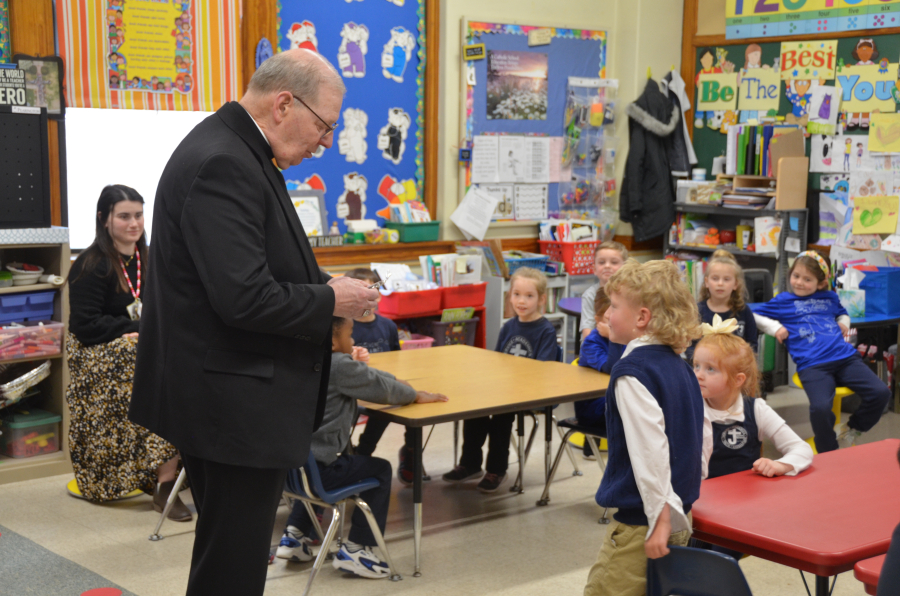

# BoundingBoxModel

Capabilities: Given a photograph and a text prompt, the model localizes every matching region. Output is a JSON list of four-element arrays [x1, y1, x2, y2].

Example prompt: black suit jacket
[[130, 102, 335, 469]]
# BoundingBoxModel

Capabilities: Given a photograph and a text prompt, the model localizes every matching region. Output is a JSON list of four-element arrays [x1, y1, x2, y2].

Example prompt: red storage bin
[[539, 240, 600, 276], [441, 283, 487, 309], [378, 288, 443, 316]]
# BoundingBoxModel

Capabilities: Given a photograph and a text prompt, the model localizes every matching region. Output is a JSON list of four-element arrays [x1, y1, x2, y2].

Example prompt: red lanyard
[[119, 250, 141, 301]]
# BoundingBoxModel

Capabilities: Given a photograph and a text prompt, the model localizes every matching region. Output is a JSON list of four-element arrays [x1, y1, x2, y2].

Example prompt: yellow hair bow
[[700, 314, 739, 336]]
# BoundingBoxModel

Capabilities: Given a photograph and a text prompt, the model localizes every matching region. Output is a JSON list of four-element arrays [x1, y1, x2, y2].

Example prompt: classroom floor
[[1, 386, 897, 596]]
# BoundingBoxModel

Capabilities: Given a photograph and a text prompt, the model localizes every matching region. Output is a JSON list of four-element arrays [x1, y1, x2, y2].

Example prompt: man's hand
[[414, 391, 449, 403], [645, 504, 672, 559], [122, 332, 139, 340], [351, 346, 369, 363], [328, 276, 380, 319], [775, 327, 789, 344], [752, 458, 793, 477]]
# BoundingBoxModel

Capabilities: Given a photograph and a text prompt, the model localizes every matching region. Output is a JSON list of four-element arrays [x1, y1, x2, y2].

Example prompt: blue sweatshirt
[[496, 316, 559, 361], [352, 314, 400, 354], [752, 290, 855, 371]]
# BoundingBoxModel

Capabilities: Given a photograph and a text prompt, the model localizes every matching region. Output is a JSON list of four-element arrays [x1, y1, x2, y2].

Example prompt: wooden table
[[365, 344, 608, 576], [692, 439, 900, 596], [855, 554, 885, 595]]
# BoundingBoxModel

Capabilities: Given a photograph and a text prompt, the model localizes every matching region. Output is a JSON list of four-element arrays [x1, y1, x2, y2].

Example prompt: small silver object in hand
[[363, 310, 370, 316]]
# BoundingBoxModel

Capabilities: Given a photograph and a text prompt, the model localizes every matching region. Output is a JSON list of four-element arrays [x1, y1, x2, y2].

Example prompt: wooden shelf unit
[[0, 241, 71, 485]]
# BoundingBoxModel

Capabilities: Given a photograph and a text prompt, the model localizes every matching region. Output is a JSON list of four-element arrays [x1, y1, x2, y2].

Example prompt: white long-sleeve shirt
[[616, 336, 713, 538], [700, 396, 814, 477], [754, 312, 850, 336]]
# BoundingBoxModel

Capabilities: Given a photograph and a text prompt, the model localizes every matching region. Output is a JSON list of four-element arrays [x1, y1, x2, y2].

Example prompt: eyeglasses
[[292, 94, 338, 138]]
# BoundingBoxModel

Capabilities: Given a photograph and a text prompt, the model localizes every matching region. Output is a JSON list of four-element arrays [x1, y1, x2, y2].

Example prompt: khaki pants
[[583, 513, 693, 596]]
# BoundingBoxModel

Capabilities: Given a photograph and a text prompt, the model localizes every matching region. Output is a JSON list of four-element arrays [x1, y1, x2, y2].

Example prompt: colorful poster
[[486, 50, 548, 120], [0, 0, 9, 64], [836, 63, 898, 114], [779, 41, 838, 80], [56, 0, 240, 111], [869, 113, 900, 153], [853, 195, 899, 234], [738, 68, 780, 112], [726, 0, 900, 40], [110, 0, 192, 93], [696, 73, 739, 111]]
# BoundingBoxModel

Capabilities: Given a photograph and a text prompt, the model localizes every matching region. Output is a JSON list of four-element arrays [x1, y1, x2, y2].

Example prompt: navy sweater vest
[[597, 344, 704, 526]]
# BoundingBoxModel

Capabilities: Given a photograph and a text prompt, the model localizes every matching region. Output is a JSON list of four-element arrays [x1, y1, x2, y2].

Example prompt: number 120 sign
[[728, 0, 898, 18]]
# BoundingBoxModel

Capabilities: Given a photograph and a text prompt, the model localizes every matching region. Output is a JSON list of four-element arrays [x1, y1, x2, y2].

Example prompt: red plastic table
[[692, 439, 900, 596], [855, 554, 885, 595]]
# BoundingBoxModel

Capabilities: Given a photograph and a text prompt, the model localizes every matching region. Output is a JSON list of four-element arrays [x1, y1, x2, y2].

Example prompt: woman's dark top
[[69, 252, 140, 346]]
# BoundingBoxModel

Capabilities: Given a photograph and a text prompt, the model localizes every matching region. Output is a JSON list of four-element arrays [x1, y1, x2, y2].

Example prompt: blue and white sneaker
[[275, 525, 314, 562], [332, 542, 390, 579]]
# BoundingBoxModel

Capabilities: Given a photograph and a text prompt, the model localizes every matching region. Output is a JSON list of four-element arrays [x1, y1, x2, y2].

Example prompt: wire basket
[[0, 360, 51, 410]]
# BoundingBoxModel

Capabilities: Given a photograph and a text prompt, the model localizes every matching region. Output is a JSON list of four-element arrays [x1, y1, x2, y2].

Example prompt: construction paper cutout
[[738, 67, 780, 112], [836, 63, 898, 114], [869, 113, 900, 153], [381, 26, 415, 83], [338, 107, 368, 164], [853, 195, 899, 234], [779, 41, 838, 80], [375, 174, 417, 219], [377, 107, 411, 165], [336, 172, 368, 221], [697, 73, 739, 111], [338, 22, 368, 78], [287, 21, 319, 52]]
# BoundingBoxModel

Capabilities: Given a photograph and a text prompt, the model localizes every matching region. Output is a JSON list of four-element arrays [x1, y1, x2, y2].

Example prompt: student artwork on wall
[[56, 0, 241, 111], [462, 20, 607, 217], [726, 0, 900, 40], [278, 0, 424, 233]]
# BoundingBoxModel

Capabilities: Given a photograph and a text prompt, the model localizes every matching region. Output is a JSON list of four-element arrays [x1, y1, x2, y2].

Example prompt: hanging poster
[[726, 0, 900, 40], [836, 63, 898, 114], [696, 73, 739, 111], [486, 50, 548, 120], [56, 0, 241, 111], [737, 68, 780, 112], [779, 41, 838, 80], [278, 0, 424, 234]]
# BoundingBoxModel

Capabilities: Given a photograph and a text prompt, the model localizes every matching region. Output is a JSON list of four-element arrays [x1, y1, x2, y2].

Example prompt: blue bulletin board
[[463, 21, 607, 216], [277, 0, 424, 235]]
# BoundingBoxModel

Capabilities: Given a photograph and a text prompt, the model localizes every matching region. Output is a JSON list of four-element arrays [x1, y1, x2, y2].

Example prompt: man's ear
[[273, 91, 293, 124]]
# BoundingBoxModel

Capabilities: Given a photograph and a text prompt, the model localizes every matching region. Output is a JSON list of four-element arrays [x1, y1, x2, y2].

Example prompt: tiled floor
[[0, 386, 896, 596]]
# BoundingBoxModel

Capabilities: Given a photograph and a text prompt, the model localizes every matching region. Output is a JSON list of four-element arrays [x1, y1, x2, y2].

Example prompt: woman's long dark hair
[[69, 184, 148, 292]]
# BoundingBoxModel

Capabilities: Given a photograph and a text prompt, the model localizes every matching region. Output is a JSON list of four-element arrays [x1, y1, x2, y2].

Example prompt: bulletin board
[[692, 34, 900, 174], [277, 0, 425, 235], [460, 19, 607, 216], [56, 0, 242, 111]]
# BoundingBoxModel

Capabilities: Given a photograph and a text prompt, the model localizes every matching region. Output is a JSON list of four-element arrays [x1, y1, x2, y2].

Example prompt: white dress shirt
[[616, 336, 712, 538], [241, 104, 271, 147], [701, 396, 814, 476]]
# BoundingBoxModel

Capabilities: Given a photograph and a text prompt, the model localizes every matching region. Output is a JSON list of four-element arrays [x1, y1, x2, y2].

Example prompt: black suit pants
[[181, 452, 287, 596]]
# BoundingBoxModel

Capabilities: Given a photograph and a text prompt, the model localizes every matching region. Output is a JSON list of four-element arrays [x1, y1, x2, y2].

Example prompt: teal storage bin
[[384, 221, 440, 243]]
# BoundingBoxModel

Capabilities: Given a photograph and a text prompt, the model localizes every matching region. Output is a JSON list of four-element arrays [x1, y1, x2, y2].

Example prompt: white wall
[[436, 0, 685, 240], [65, 108, 213, 249]]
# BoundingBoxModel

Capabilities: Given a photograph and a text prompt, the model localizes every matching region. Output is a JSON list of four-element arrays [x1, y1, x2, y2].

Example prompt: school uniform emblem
[[721, 425, 749, 449]]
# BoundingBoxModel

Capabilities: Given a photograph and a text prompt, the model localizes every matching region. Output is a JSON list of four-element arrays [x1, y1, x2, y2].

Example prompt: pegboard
[[0, 107, 50, 229]]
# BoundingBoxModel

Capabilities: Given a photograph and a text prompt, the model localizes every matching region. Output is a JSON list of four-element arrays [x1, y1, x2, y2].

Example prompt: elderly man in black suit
[[130, 49, 380, 596]]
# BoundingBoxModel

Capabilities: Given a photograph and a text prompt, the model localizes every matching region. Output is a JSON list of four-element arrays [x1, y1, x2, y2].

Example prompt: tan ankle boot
[[153, 480, 193, 522]]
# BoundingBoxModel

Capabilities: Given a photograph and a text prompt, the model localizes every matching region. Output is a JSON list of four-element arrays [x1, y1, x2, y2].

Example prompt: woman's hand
[[414, 391, 449, 404], [774, 327, 788, 344], [752, 458, 793, 477]]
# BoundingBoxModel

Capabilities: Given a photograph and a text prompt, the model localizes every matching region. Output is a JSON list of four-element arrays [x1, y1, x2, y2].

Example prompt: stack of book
[[721, 187, 774, 210]]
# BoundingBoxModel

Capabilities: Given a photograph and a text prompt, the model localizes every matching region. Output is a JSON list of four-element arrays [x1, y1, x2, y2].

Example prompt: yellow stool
[[66, 477, 143, 500], [570, 358, 608, 452], [791, 372, 854, 454]]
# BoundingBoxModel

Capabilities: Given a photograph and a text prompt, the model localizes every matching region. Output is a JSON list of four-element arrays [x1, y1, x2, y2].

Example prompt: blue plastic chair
[[536, 416, 609, 523], [282, 454, 401, 594], [647, 546, 753, 596]]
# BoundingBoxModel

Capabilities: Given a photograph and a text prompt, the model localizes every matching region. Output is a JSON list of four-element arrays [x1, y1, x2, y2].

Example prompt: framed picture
[[288, 189, 328, 237], [12, 54, 65, 118]]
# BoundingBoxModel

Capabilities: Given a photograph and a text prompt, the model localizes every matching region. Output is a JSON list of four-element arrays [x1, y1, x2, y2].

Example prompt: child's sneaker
[[835, 422, 862, 449], [332, 542, 390, 579], [275, 525, 314, 562], [441, 465, 483, 482], [582, 441, 596, 461], [476, 472, 507, 493], [397, 446, 432, 486]]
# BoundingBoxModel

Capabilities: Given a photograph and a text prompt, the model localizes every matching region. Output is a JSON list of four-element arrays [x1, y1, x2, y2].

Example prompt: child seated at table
[[575, 287, 624, 459], [692, 315, 814, 559], [581, 241, 628, 342], [276, 316, 447, 578], [584, 259, 706, 596], [753, 250, 891, 453], [442, 267, 559, 493], [343, 268, 424, 486], [686, 249, 759, 362]]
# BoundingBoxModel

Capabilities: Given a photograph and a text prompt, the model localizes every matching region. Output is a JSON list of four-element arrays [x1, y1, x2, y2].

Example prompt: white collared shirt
[[240, 104, 270, 147], [616, 336, 712, 538]]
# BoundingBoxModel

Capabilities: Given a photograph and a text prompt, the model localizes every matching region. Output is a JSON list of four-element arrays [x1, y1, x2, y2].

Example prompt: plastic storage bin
[[400, 334, 435, 350], [384, 221, 441, 243], [430, 317, 479, 347], [539, 240, 599, 276], [0, 320, 64, 361], [503, 252, 550, 276], [0, 291, 55, 324], [0, 407, 61, 458], [441, 283, 487, 309], [379, 288, 443, 317]]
